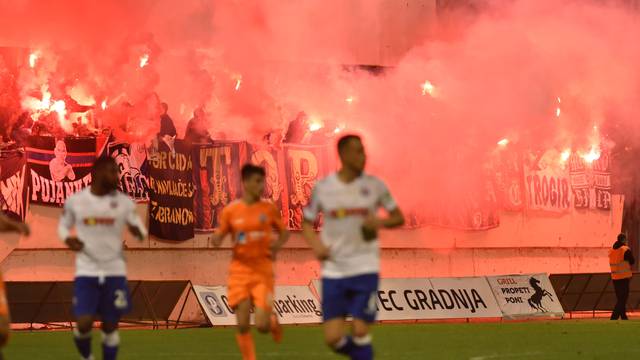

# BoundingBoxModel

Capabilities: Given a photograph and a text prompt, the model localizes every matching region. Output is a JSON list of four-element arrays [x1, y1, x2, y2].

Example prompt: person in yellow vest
[[610, 233, 634, 320]]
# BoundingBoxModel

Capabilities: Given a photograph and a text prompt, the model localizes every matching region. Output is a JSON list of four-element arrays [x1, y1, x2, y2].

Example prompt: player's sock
[[270, 313, 283, 343], [333, 335, 355, 356], [73, 328, 92, 359], [351, 335, 373, 360], [101, 331, 120, 360], [235, 332, 256, 360]]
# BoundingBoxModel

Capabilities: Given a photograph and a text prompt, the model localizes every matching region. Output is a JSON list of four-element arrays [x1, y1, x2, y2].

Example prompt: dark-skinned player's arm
[[361, 182, 405, 237], [58, 199, 83, 251], [301, 188, 330, 261], [212, 206, 231, 247], [126, 201, 148, 242], [270, 205, 290, 257], [0, 212, 29, 235]]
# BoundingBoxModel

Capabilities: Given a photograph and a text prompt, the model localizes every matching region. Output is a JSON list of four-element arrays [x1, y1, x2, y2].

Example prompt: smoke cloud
[[1, 0, 639, 218]]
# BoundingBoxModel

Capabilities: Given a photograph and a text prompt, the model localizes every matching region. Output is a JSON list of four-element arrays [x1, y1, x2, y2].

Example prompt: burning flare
[[22, 85, 69, 130], [101, 99, 107, 110], [308, 118, 324, 132], [29, 52, 38, 68], [581, 146, 601, 163], [139, 53, 149, 68], [235, 77, 242, 91], [421, 80, 435, 96], [497, 138, 509, 147]]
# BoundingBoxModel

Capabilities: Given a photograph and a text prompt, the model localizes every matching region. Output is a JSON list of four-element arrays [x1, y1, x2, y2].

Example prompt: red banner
[[192, 142, 247, 231], [283, 144, 331, 230], [248, 144, 289, 219], [492, 148, 525, 211]]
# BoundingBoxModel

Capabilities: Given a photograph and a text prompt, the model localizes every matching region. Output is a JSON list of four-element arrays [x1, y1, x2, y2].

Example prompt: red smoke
[[1, 0, 639, 218]]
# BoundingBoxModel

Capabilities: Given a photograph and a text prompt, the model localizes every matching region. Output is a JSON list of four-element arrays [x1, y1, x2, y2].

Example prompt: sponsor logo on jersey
[[329, 208, 369, 219], [237, 232, 246, 244], [236, 231, 267, 244], [83, 217, 116, 226]]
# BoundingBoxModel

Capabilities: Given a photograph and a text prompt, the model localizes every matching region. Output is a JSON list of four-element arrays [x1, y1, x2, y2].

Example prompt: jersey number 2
[[114, 289, 128, 309]]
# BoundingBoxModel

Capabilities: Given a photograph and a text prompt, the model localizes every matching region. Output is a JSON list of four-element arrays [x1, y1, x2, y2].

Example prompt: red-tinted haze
[[1, 0, 639, 217]]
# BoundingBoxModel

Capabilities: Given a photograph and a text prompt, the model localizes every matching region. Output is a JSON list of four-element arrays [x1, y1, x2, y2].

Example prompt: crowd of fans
[[0, 69, 338, 159]]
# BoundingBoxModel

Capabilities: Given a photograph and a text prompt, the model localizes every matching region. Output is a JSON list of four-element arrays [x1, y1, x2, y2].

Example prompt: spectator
[[159, 102, 177, 138], [610, 233, 634, 320], [283, 112, 311, 144], [157, 102, 177, 153], [184, 107, 213, 144], [10, 112, 32, 147]]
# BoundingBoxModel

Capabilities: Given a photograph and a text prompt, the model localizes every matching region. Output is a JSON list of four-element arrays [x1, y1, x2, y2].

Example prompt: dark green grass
[[5, 320, 640, 359]]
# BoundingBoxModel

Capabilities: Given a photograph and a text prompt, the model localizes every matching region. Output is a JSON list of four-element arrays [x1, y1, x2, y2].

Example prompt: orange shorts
[[227, 268, 274, 311]]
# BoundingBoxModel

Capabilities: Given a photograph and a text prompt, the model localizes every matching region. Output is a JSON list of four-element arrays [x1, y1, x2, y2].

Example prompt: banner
[[422, 176, 500, 231], [192, 142, 246, 231], [193, 285, 322, 326], [283, 144, 331, 230], [108, 142, 149, 202], [486, 274, 564, 318], [569, 149, 611, 210], [248, 144, 289, 219], [312, 277, 502, 321], [192, 142, 331, 232], [492, 148, 525, 211], [377, 277, 502, 320], [26, 136, 97, 206], [524, 150, 572, 213], [592, 150, 612, 210], [0, 154, 29, 220], [148, 140, 195, 241]]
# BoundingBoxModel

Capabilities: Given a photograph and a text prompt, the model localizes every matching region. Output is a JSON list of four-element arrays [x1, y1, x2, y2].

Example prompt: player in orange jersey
[[212, 164, 289, 360]]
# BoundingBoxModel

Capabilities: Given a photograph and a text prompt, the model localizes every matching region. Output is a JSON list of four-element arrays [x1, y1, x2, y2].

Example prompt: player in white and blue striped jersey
[[303, 134, 405, 360], [58, 157, 147, 360]]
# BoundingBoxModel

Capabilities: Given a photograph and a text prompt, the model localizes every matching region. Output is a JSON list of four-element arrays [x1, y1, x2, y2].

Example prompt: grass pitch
[[5, 320, 639, 359]]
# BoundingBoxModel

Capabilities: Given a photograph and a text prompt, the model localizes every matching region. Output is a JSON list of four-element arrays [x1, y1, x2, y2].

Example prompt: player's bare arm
[[362, 207, 405, 232], [302, 220, 329, 261], [212, 229, 228, 247], [270, 227, 290, 257], [65, 236, 84, 251], [0, 213, 30, 235], [127, 224, 145, 241]]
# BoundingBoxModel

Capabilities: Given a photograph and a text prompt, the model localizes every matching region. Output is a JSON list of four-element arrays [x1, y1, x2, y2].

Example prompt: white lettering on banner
[[525, 171, 572, 212], [486, 274, 564, 319], [30, 169, 91, 205], [0, 165, 26, 218], [193, 285, 322, 326]]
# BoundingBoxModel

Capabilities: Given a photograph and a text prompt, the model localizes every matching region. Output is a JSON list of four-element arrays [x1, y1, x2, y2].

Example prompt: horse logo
[[528, 277, 553, 312]]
